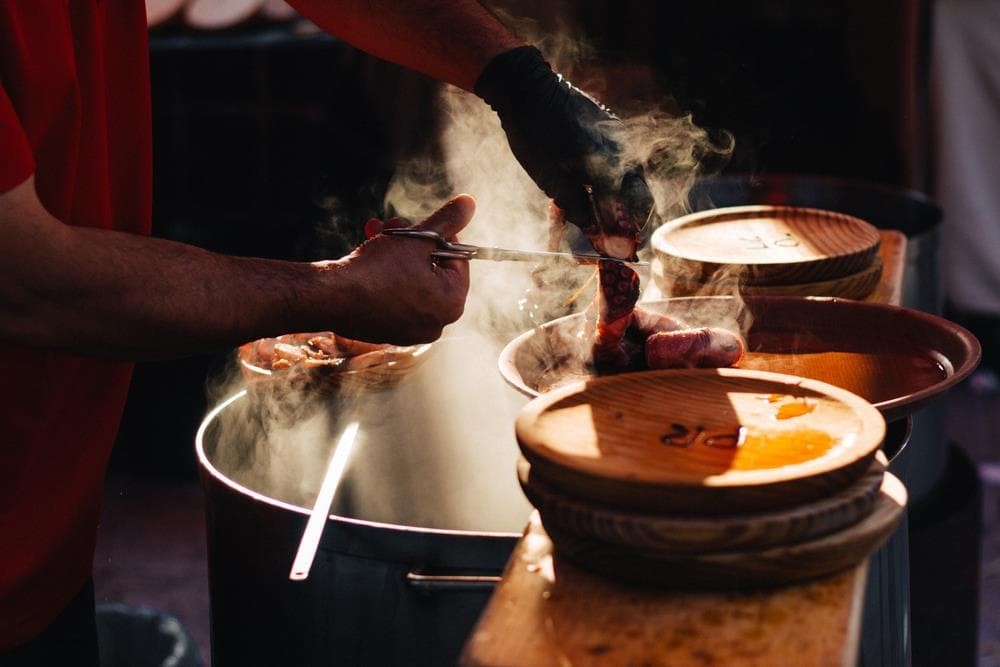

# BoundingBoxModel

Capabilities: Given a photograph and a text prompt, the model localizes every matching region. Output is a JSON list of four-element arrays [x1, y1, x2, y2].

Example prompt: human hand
[[475, 46, 654, 260], [327, 195, 474, 345]]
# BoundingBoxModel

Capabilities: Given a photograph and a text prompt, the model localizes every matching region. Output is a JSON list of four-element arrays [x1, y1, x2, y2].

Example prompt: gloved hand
[[475, 46, 654, 261]]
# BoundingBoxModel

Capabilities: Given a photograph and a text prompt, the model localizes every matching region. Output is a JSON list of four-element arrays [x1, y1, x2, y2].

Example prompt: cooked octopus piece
[[645, 327, 745, 369]]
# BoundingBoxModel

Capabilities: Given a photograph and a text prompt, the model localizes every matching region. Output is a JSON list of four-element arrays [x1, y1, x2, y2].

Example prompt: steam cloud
[[203, 21, 740, 536]]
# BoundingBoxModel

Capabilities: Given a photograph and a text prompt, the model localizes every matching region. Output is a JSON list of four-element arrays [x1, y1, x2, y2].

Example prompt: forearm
[[288, 0, 524, 91], [0, 179, 350, 360]]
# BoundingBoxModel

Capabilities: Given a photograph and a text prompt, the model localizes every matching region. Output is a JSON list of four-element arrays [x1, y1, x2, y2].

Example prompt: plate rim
[[498, 295, 982, 423], [514, 366, 887, 490], [650, 204, 882, 268]]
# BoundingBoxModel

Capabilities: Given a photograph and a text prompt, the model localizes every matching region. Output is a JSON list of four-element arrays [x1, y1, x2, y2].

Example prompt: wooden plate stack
[[514, 368, 907, 589], [650, 206, 883, 300]]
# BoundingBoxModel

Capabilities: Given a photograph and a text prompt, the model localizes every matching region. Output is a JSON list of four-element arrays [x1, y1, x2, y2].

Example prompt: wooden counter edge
[[868, 230, 907, 306], [461, 229, 908, 667], [460, 512, 871, 667]]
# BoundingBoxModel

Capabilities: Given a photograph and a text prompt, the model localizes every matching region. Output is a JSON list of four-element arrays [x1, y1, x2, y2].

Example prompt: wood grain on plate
[[518, 454, 886, 555], [542, 471, 905, 590], [460, 512, 870, 667], [515, 368, 885, 515], [651, 205, 881, 286], [653, 256, 883, 300]]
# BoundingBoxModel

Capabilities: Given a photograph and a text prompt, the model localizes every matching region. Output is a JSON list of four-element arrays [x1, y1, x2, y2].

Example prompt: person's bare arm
[[287, 0, 524, 91], [0, 177, 472, 360]]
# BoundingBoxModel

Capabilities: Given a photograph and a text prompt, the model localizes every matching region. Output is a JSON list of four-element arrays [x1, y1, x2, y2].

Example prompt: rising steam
[[203, 20, 739, 537]]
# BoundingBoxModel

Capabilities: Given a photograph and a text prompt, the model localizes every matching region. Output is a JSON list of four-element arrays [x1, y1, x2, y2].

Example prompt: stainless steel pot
[[197, 336, 533, 667], [861, 416, 912, 667]]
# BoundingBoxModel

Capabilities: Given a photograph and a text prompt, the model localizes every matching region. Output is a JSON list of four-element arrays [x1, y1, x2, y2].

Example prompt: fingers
[[621, 167, 655, 234], [364, 218, 383, 239], [383, 217, 410, 230], [365, 196, 474, 283], [365, 216, 410, 239], [553, 183, 593, 230], [413, 194, 476, 239], [369, 195, 473, 241]]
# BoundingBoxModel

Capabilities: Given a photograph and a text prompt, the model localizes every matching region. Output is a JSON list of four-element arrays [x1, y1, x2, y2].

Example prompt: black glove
[[475, 46, 654, 260]]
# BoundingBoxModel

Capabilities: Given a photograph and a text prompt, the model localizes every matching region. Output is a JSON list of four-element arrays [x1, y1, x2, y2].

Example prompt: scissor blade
[[443, 246, 648, 269], [380, 229, 647, 268]]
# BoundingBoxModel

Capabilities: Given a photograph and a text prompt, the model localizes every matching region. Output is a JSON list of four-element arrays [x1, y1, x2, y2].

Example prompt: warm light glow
[[289, 420, 360, 580]]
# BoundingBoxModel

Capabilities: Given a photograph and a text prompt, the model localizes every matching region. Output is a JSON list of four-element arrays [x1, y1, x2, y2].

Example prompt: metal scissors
[[381, 228, 648, 268]]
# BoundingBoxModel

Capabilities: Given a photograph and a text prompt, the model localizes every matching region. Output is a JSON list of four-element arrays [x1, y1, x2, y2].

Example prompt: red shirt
[[0, 0, 152, 648]]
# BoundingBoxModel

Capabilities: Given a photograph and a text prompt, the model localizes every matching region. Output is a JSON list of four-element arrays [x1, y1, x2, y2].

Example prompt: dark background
[[114, 0, 927, 479], [104, 4, 991, 666]]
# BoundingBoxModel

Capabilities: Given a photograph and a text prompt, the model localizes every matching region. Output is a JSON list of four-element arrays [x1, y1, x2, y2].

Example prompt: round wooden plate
[[515, 368, 886, 515], [652, 256, 883, 300], [498, 296, 980, 422], [543, 471, 907, 590], [518, 454, 886, 554], [651, 206, 881, 286]]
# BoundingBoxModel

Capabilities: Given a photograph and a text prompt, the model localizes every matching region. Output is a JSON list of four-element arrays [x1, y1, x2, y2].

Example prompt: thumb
[[363, 218, 384, 239], [365, 216, 411, 239], [413, 194, 476, 239]]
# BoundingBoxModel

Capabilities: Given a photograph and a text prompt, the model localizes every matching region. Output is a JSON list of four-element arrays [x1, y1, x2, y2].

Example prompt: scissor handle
[[383, 228, 478, 259], [431, 250, 476, 260], [382, 228, 444, 242]]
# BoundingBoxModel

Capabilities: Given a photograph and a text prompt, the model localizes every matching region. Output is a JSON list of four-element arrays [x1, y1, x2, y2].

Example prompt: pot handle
[[404, 571, 502, 593]]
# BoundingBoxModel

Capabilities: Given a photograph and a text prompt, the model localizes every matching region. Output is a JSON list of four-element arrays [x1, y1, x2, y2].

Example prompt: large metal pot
[[861, 417, 912, 667], [197, 336, 533, 667]]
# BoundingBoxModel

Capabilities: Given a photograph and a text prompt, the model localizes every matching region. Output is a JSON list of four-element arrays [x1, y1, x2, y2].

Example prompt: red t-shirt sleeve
[[0, 82, 35, 194]]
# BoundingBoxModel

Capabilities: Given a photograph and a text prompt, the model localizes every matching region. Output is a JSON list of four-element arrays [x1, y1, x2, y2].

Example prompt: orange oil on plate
[[728, 428, 838, 471]]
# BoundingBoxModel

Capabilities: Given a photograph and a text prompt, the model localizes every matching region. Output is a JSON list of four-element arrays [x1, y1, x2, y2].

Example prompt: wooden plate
[[515, 368, 886, 515], [653, 256, 883, 300], [651, 206, 881, 286], [238, 335, 432, 396], [499, 296, 980, 422], [543, 471, 906, 590], [518, 455, 886, 554]]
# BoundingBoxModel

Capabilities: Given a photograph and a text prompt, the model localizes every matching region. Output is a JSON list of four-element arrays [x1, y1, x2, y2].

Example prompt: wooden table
[[461, 514, 868, 667], [461, 230, 908, 667], [868, 230, 906, 306]]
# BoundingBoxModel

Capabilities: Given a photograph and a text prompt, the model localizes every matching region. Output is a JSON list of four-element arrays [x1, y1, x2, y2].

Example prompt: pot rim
[[195, 389, 523, 539]]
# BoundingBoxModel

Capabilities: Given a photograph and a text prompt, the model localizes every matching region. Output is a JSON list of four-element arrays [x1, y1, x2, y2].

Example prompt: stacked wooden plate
[[514, 368, 907, 589], [650, 206, 883, 299]]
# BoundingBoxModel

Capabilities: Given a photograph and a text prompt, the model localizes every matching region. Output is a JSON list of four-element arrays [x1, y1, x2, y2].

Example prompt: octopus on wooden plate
[[238, 332, 430, 394]]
